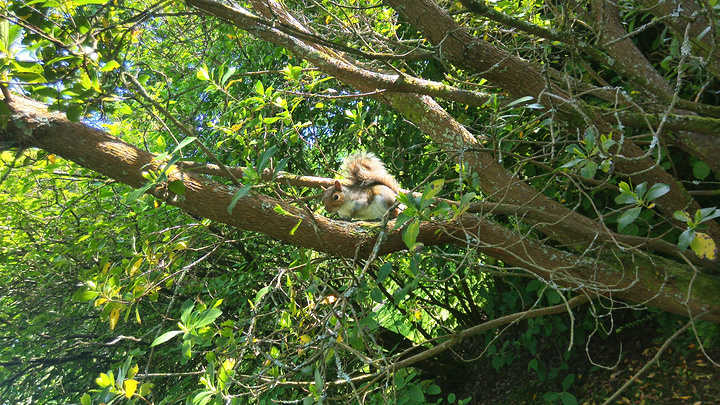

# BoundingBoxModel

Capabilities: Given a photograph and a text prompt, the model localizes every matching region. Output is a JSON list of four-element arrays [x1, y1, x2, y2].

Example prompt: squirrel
[[323, 152, 400, 220]]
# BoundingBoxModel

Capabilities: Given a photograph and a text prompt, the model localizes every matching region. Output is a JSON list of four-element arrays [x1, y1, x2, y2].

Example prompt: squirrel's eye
[[333, 194, 340, 201]]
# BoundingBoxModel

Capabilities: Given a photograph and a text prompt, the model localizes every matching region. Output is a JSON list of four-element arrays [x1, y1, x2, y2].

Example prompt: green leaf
[[220, 67, 236, 86], [561, 374, 575, 391], [273, 157, 290, 180], [618, 206, 641, 233], [10, 60, 44, 74], [583, 127, 596, 150], [150, 330, 183, 347], [228, 184, 252, 214], [405, 384, 425, 402], [673, 210, 691, 223], [80, 393, 91, 405], [197, 64, 210, 81], [698, 207, 720, 223], [66, 104, 83, 122], [0, 18, 10, 54], [274, 204, 291, 215], [171, 137, 197, 154], [600, 137, 616, 151], [283, 64, 303, 81], [546, 289, 561, 305], [194, 308, 222, 328], [697, 26, 712, 41], [376, 262, 392, 284], [188, 390, 214, 405], [561, 158, 584, 169], [289, 219, 302, 235], [254, 286, 271, 305], [254, 81, 264, 96], [645, 183, 670, 201], [168, 180, 186, 195], [74, 0, 110, 4], [460, 192, 476, 207], [560, 392, 578, 405], [565, 144, 583, 155], [279, 311, 291, 328], [599, 159, 612, 173], [95, 372, 114, 388], [125, 183, 152, 203], [314, 367, 323, 396], [615, 192, 637, 205], [402, 219, 419, 249], [579, 161, 597, 179], [678, 228, 696, 250], [0, 99, 11, 126], [504, 95, 533, 109], [72, 289, 98, 302], [423, 179, 444, 201], [180, 299, 195, 324], [693, 161, 710, 180], [370, 287, 383, 303], [618, 181, 631, 193], [634, 182, 648, 200], [394, 283, 411, 304], [257, 146, 278, 172], [100, 60, 121, 72]]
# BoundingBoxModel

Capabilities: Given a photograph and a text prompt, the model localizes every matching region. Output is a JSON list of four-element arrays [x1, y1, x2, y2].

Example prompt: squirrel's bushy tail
[[343, 152, 399, 192]]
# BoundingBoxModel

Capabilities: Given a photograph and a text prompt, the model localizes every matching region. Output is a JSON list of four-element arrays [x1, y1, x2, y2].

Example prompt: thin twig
[[601, 314, 704, 405]]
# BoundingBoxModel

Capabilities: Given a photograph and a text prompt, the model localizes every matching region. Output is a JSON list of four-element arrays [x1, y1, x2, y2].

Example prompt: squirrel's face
[[323, 181, 345, 213]]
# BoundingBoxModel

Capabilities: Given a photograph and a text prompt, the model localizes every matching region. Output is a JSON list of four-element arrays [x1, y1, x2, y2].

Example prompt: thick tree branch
[[640, 0, 720, 80], [2, 94, 719, 321], [381, 0, 720, 244], [185, 0, 490, 108]]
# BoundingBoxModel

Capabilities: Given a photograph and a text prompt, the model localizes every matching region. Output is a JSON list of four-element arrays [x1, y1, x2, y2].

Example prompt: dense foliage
[[1, 0, 719, 404]]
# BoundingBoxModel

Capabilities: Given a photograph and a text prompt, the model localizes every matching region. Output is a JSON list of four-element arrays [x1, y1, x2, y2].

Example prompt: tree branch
[[2, 94, 719, 322]]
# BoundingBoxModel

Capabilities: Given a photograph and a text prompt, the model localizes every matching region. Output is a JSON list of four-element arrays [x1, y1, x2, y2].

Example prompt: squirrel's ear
[[334, 180, 342, 189]]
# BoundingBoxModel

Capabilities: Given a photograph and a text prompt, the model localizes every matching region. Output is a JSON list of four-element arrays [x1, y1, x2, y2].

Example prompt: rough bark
[[382, 0, 720, 243]]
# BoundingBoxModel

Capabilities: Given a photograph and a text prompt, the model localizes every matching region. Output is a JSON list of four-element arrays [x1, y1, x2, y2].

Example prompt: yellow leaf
[[102, 262, 110, 273], [47, 154, 56, 164], [299, 334, 312, 344], [109, 307, 120, 330], [690, 232, 717, 260], [123, 379, 138, 398], [129, 258, 143, 276], [164, 164, 179, 175], [128, 364, 138, 379], [319, 295, 336, 305], [222, 358, 236, 371]]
